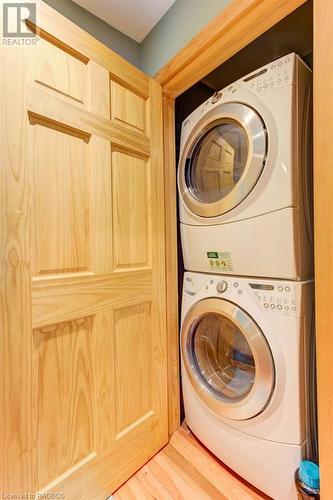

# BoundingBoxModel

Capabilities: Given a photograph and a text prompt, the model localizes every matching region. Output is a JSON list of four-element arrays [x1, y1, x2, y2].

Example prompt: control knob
[[212, 91, 222, 103], [216, 281, 228, 294]]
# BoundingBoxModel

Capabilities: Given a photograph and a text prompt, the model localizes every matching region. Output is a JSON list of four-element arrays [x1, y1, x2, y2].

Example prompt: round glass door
[[178, 102, 267, 218], [192, 313, 255, 401], [187, 122, 249, 204], [181, 298, 274, 420]]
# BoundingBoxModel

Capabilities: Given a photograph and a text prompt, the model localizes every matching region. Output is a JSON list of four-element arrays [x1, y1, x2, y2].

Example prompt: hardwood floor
[[113, 426, 267, 499]]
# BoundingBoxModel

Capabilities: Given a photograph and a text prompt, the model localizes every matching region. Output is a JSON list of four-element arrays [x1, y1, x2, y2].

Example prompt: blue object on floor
[[299, 460, 320, 490]]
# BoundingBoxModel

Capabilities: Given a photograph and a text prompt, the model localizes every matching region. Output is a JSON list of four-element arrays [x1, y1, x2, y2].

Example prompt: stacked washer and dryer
[[178, 53, 314, 499]]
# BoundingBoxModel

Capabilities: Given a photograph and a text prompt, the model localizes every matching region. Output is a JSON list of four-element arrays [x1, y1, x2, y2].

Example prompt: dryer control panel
[[183, 272, 313, 318], [237, 53, 298, 96]]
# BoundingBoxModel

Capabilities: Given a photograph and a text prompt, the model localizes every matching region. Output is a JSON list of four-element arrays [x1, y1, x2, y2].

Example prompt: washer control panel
[[247, 282, 298, 314], [182, 272, 305, 317]]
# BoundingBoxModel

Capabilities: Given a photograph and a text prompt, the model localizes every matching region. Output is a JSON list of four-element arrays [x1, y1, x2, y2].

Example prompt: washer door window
[[181, 299, 274, 420], [179, 103, 267, 217]]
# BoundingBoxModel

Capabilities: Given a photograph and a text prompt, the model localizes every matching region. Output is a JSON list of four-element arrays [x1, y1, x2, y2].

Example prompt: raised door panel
[[28, 28, 111, 120], [30, 119, 91, 276], [111, 80, 148, 136], [34, 38, 88, 104], [29, 30, 89, 105], [114, 302, 153, 438], [112, 150, 151, 271], [34, 317, 95, 490]]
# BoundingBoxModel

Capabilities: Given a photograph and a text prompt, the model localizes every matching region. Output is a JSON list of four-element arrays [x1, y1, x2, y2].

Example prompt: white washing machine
[[181, 271, 313, 500], [178, 53, 313, 280]]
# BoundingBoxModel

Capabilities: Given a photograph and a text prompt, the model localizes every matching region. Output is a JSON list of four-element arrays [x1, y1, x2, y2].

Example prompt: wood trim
[[163, 96, 180, 436], [28, 111, 92, 143], [313, 1, 333, 497], [155, 0, 307, 98], [148, 77, 169, 446]]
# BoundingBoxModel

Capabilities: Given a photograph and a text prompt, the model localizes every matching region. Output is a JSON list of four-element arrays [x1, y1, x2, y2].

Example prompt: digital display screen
[[207, 252, 219, 259], [249, 283, 274, 291], [243, 68, 268, 82]]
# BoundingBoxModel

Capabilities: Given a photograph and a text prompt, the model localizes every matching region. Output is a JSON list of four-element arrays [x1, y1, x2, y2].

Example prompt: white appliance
[[181, 271, 313, 500], [178, 53, 313, 280]]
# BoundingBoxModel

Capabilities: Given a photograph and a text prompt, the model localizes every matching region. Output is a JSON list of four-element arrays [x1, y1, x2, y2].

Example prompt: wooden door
[[0, 1, 167, 497]]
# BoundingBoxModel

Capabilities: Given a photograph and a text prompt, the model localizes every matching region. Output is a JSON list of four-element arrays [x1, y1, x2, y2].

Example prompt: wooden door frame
[[158, 2, 333, 498]]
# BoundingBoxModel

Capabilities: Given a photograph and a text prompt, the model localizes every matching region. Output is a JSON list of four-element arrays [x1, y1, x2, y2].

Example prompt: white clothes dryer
[[178, 53, 313, 280], [181, 271, 313, 499]]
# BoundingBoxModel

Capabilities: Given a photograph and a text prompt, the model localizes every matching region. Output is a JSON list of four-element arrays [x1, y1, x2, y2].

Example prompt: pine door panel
[[28, 24, 90, 109], [111, 80, 148, 136], [35, 38, 88, 104], [1, 1, 167, 497], [114, 302, 153, 436], [112, 150, 151, 271], [35, 318, 95, 488], [30, 121, 91, 275]]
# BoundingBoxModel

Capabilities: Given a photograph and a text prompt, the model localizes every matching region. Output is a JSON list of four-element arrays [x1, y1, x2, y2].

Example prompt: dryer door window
[[181, 298, 274, 420], [187, 122, 249, 204], [179, 103, 267, 217]]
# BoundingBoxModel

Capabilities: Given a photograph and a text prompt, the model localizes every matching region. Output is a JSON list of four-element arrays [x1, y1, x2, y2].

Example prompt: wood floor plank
[[113, 427, 265, 499], [113, 483, 137, 500], [147, 453, 187, 500], [135, 465, 174, 500], [171, 427, 264, 500], [125, 476, 154, 500], [159, 445, 227, 500]]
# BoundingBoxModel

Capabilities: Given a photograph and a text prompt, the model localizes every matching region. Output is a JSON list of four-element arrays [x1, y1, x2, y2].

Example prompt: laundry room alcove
[[173, 0, 313, 409]]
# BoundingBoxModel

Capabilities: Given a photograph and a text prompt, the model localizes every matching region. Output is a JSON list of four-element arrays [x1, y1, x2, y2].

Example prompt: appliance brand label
[[207, 251, 233, 271]]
